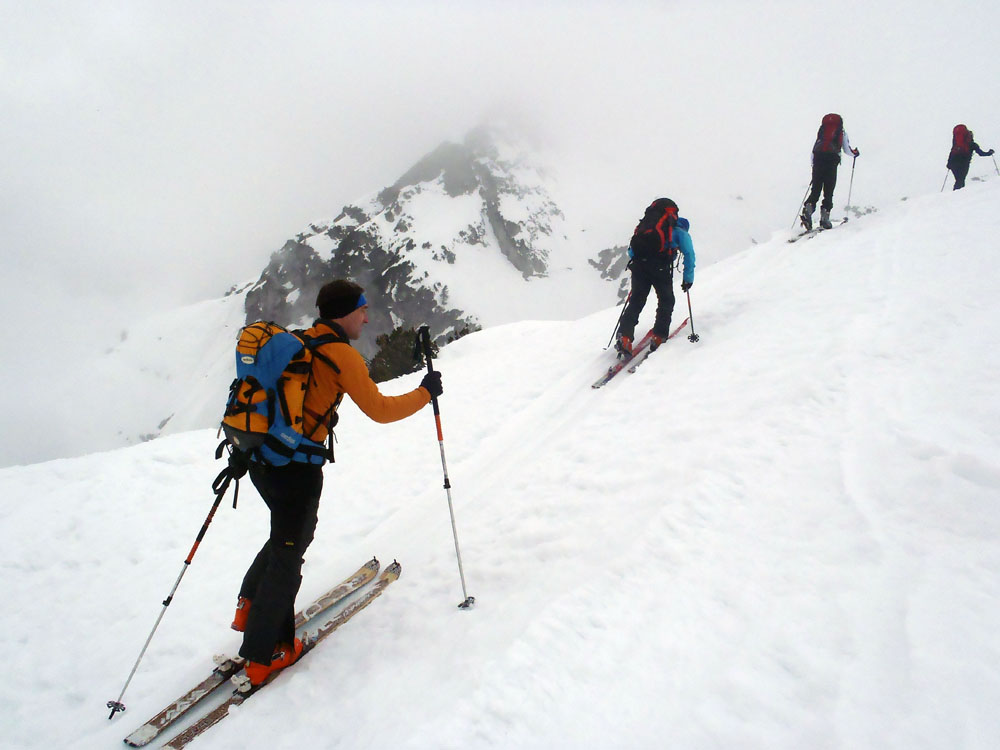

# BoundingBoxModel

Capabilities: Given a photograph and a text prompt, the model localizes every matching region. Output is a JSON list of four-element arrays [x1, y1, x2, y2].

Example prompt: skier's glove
[[989, 149, 996, 156], [228, 449, 250, 481], [852, 148, 860, 157], [681, 281, 692, 292], [420, 371, 443, 398]]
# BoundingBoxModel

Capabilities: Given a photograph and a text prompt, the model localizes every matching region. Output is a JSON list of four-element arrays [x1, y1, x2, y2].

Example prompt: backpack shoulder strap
[[310, 345, 341, 374], [297, 320, 352, 374], [306, 319, 351, 343]]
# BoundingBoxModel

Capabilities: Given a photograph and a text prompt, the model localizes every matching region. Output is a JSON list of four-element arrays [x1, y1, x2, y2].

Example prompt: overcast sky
[[2, 0, 998, 405]]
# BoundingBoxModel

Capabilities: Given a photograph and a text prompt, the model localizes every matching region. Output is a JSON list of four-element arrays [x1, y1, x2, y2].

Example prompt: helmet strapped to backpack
[[629, 198, 679, 263], [813, 113, 844, 154], [951, 124, 973, 157], [220, 321, 345, 467]]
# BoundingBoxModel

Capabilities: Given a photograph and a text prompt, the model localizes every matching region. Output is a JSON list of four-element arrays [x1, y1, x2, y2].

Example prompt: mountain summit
[[242, 125, 615, 357]]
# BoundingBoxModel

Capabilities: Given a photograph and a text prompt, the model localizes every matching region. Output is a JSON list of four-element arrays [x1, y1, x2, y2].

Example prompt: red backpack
[[813, 113, 844, 154], [951, 124, 973, 157], [630, 198, 678, 261]]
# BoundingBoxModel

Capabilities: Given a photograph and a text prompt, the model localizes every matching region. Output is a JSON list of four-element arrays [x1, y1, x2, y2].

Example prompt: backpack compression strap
[[658, 205, 677, 254]]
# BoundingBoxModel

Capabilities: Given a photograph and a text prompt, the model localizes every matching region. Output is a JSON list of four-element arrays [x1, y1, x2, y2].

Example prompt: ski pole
[[685, 289, 700, 343], [107, 460, 237, 719], [844, 156, 856, 220], [992, 154, 999, 176], [941, 170, 951, 192], [792, 183, 811, 229], [416, 325, 474, 609], [605, 290, 631, 349]]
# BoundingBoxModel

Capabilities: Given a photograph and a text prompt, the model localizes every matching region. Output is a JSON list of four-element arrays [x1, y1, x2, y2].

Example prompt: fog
[[2, 0, 998, 465]]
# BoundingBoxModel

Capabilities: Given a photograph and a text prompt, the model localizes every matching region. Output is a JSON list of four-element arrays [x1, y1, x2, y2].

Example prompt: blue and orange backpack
[[220, 321, 345, 467]]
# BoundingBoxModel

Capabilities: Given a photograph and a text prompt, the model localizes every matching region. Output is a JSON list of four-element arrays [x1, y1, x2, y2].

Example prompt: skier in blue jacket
[[617, 198, 695, 355]]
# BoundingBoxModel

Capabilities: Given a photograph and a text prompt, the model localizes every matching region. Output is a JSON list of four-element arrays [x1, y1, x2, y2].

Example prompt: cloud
[[4, 0, 998, 309]]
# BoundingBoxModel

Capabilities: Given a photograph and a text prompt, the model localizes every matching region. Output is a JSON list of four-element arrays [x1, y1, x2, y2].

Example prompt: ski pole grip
[[417, 325, 436, 373], [416, 325, 443, 421]]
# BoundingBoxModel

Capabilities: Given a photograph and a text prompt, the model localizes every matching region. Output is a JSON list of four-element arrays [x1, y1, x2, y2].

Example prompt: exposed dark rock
[[242, 126, 616, 362]]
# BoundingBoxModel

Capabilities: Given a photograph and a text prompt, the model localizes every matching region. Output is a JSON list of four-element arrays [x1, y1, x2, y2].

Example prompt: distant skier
[[947, 124, 994, 190], [801, 113, 860, 230], [229, 279, 441, 686], [616, 198, 695, 356]]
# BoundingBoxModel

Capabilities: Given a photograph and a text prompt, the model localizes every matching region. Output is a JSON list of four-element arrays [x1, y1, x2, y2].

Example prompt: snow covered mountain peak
[[243, 125, 598, 357]]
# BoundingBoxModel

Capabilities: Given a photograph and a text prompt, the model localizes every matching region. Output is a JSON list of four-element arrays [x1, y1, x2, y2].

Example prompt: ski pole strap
[[213, 440, 251, 507], [212, 466, 230, 495], [210, 467, 242, 509]]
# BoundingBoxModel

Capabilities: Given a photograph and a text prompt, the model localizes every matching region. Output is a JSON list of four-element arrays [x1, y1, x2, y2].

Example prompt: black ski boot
[[615, 334, 633, 359], [800, 202, 815, 231], [819, 208, 833, 230]]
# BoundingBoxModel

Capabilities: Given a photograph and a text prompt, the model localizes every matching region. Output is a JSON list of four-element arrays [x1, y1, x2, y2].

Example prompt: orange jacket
[[302, 320, 430, 440]]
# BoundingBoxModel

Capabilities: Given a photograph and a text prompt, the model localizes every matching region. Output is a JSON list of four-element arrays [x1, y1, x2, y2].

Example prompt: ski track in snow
[[2, 181, 1000, 749]]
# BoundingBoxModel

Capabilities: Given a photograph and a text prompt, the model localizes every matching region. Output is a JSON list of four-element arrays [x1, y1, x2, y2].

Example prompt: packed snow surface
[[2, 181, 999, 749]]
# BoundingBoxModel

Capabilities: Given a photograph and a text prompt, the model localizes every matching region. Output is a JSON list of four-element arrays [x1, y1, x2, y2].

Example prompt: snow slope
[[2, 181, 999, 749], [3, 292, 247, 466]]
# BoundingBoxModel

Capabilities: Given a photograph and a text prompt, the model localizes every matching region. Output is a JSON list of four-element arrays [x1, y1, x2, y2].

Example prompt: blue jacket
[[672, 227, 696, 285]]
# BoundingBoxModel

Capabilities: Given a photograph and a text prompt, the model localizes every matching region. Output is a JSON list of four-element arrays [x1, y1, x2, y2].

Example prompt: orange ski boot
[[244, 638, 304, 686]]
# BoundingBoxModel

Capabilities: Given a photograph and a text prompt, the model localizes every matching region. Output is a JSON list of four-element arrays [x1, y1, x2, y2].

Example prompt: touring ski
[[123, 557, 380, 747], [788, 217, 847, 243], [592, 329, 656, 389], [161, 561, 402, 750], [627, 318, 689, 373], [592, 318, 689, 388]]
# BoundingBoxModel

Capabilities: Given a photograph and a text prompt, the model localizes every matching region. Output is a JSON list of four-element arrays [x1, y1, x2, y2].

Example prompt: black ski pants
[[949, 156, 971, 189], [238, 461, 323, 664], [807, 152, 841, 210], [619, 258, 675, 340]]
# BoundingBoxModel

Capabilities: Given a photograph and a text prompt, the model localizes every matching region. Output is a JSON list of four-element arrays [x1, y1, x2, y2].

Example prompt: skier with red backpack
[[801, 113, 860, 231], [947, 124, 994, 190], [616, 198, 695, 357]]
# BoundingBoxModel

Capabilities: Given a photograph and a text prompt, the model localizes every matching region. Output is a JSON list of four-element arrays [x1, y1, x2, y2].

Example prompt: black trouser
[[619, 259, 675, 339], [807, 152, 841, 210], [950, 157, 971, 189], [238, 462, 323, 663]]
